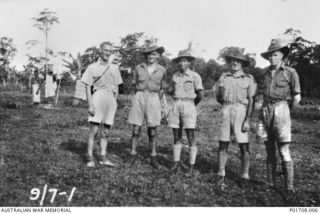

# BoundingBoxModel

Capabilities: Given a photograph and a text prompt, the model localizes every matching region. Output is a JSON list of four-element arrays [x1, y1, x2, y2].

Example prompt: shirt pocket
[[183, 80, 194, 92], [275, 80, 290, 97], [137, 73, 147, 82], [236, 80, 249, 101]]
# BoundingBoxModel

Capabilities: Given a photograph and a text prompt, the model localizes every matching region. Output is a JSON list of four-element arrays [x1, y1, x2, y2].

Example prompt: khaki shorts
[[219, 104, 249, 143], [168, 99, 197, 129], [259, 101, 291, 142], [128, 91, 161, 127], [89, 89, 117, 126]]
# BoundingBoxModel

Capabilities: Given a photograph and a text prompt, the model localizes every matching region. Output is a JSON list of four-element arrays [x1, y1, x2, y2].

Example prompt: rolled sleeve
[[113, 66, 123, 85], [194, 73, 204, 91], [247, 77, 256, 98], [160, 71, 167, 90], [132, 67, 138, 85], [81, 66, 94, 86], [215, 77, 222, 100], [291, 70, 301, 95]]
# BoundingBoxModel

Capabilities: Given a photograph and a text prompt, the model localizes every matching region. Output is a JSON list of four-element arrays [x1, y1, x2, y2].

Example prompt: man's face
[[100, 44, 113, 61], [178, 58, 190, 72], [268, 51, 283, 66], [229, 59, 243, 72], [146, 51, 159, 64]]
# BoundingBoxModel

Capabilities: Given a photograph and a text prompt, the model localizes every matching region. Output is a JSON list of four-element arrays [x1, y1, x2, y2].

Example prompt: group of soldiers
[[80, 38, 301, 193]]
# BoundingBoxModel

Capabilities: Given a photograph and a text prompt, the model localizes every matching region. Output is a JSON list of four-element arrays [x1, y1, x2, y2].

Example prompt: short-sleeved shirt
[[171, 69, 204, 99], [258, 63, 301, 101], [216, 70, 256, 105], [133, 63, 166, 92], [81, 59, 123, 91]]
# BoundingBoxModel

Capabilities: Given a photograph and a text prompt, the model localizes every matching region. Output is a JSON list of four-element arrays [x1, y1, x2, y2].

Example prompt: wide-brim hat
[[142, 45, 165, 55], [224, 48, 250, 67], [261, 38, 292, 60], [172, 49, 196, 63]]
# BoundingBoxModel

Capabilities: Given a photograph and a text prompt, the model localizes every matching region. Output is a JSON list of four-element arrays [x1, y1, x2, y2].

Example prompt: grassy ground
[[0, 91, 319, 207]]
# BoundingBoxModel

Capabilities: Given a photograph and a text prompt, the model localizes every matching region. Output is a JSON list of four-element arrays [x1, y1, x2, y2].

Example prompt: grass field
[[0, 91, 320, 207]]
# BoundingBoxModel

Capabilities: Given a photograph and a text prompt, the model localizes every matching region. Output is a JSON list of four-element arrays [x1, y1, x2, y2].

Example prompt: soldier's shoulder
[[157, 63, 166, 70], [219, 71, 232, 79], [283, 65, 297, 73], [85, 62, 97, 71], [191, 70, 201, 78], [109, 63, 120, 71], [244, 73, 254, 79], [135, 63, 145, 70]]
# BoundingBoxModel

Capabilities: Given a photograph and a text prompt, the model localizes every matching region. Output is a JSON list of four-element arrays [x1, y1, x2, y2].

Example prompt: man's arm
[[194, 90, 203, 106], [290, 70, 301, 109], [242, 75, 256, 132], [86, 85, 95, 116], [215, 77, 224, 105], [242, 96, 254, 132]]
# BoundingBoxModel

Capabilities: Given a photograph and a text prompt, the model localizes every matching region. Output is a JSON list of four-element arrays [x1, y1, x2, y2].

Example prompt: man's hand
[[242, 119, 250, 132], [88, 104, 95, 116], [294, 94, 301, 105]]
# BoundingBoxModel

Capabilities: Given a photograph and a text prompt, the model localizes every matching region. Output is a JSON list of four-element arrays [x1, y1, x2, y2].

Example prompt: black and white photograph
[[0, 0, 319, 211]]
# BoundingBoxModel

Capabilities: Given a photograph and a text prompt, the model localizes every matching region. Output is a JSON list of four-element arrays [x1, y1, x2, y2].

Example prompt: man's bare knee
[[148, 128, 157, 138], [132, 126, 141, 138], [101, 128, 110, 138], [279, 143, 291, 161]]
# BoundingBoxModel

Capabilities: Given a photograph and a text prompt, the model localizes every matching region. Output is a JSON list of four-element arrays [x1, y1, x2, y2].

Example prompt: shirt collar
[[267, 61, 286, 72], [226, 70, 245, 78], [177, 68, 192, 77], [97, 58, 109, 66], [141, 62, 161, 73]]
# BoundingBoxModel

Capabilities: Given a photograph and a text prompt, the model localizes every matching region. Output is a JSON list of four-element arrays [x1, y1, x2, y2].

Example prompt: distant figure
[[215, 48, 256, 188], [31, 68, 42, 106], [168, 49, 203, 176], [81, 42, 123, 167], [127, 41, 167, 169], [258, 38, 301, 193]]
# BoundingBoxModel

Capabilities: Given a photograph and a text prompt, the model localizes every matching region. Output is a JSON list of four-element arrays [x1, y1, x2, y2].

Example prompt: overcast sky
[[1, 0, 320, 70]]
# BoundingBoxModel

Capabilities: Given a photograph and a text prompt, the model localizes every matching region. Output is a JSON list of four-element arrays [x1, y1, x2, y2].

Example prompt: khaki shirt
[[81, 59, 123, 91], [216, 70, 256, 105], [259, 63, 301, 101], [171, 69, 204, 99], [133, 63, 166, 92]]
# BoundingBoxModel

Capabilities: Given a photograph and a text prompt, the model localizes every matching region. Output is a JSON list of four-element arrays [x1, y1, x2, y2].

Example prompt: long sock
[[284, 161, 294, 190], [189, 146, 197, 165], [218, 149, 228, 177], [173, 144, 182, 162], [241, 152, 250, 179]]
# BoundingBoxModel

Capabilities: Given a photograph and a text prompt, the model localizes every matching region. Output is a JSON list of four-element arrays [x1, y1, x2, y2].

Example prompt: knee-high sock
[[241, 151, 250, 179], [189, 146, 197, 165], [173, 144, 182, 162]]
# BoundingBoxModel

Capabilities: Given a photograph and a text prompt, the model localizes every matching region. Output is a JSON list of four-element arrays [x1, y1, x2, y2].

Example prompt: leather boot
[[179, 161, 189, 171], [185, 165, 195, 177], [150, 156, 160, 170], [127, 154, 138, 167], [170, 161, 180, 173]]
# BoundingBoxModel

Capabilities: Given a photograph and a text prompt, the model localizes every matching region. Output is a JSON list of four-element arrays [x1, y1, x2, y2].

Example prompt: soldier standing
[[127, 41, 166, 169], [215, 48, 256, 188], [258, 38, 301, 192], [168, 49, 203, 176]]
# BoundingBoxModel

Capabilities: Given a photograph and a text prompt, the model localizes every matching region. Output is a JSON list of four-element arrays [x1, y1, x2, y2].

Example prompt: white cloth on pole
[[45, 74, 55, 98], [32, 83, 41, 103], [74, 79, 87, 100]]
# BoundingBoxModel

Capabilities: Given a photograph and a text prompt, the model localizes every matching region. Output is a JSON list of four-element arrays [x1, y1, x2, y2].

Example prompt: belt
[[174, 98, 194, 102], [136, 89, 159, 93], [264, 97, 288, 104]]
